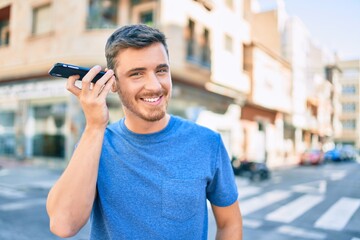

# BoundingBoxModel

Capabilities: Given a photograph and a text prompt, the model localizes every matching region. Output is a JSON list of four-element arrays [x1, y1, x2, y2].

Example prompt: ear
[[111, 81, 119, 92]]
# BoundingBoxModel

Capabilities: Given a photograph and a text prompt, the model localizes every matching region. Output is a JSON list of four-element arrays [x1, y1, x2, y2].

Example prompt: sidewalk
[[0, 157, 32, 169], [0, 157, 90, 240], [0, 156, 66, 171]]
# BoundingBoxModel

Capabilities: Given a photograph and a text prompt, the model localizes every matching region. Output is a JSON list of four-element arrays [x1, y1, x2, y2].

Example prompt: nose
[[144, 72, 162, 91]]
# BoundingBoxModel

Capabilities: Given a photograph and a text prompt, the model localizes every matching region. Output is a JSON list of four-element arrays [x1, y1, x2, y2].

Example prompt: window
[[185, 19, 211, 69], [342, 85, 356, 94], [342, 119, 356, 130], [342, 69, 359, 79], [32, 4, 52, 35], [0, 107, 15, 156], [224, 34, 233, 52], [87, 0, 118, 29], [0, 5, 10, 46], [32, 103, 67, 158], [139, 10, 154, 26], [0, 111, 15, 127], [342, 103, 356, 112], [130, 1, 157, 26], [201, 28, 211, 68], [186, 19, 196, 60]]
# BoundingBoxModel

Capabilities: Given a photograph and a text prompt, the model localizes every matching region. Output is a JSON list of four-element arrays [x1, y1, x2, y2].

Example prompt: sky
[[257, 0, 360, 60]]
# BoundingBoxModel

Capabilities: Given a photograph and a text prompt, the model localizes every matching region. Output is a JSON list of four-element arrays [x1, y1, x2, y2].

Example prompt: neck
[[124, 113, 170, 134]]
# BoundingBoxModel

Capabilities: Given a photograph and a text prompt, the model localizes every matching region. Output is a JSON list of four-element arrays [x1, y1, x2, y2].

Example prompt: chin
[[143, 111, 166, 122]]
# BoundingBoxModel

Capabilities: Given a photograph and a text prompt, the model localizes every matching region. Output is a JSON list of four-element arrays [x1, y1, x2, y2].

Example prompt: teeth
[[143, 97, 160, 103]]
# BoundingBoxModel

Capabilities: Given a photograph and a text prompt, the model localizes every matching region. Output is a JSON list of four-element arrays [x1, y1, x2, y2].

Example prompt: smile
[[141, 96, 162, 103]]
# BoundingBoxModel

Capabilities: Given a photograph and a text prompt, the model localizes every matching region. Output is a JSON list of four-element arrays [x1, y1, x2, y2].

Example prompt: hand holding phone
[[52, 62, 116, 129], [48, 63, 106, 83]]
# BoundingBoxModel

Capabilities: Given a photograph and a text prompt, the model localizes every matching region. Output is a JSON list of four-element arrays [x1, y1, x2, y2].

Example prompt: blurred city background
[[0, 0, 360, 239]]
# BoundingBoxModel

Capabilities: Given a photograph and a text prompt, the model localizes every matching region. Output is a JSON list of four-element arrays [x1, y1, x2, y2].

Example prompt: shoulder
[[172, 115, 221, 141], [104, 119, 123, 139], [106, 120, 121, 131]]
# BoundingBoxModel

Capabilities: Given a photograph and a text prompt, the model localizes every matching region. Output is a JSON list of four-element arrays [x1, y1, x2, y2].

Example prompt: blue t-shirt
[[90, 115, 238, 240]]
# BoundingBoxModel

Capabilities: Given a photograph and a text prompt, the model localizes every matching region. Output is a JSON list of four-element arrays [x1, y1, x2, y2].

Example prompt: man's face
[[112, 42, 172, 122]]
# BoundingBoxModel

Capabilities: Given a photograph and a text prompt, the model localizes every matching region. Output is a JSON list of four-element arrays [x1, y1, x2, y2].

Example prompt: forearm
[[46, 127, 105, 237], [216, 225, 243, 240]]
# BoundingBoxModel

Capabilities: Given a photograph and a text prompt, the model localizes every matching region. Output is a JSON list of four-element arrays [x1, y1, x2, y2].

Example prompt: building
[[0, 0, 250, 163], [242, 41, 292, 168], [337, 59, 360, 148], [242, 0, 292, 168], [245, 0, 342, 166], [324, 61, 343, 148]]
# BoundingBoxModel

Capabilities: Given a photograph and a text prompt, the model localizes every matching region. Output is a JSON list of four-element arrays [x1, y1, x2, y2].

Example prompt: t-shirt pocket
[[162, 178, 204, 221]]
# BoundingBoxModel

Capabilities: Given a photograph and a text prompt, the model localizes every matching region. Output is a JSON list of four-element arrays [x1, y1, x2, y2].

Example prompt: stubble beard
[[118, 89, 170, 122]]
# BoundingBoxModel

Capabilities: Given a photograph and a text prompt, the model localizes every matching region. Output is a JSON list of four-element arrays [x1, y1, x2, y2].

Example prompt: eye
[[130, 72, 142, 77], [157, 68, 168, 74]]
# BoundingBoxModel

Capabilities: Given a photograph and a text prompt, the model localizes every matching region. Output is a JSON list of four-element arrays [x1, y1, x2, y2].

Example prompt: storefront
[[0, 78, 69, 161], [240, 103, 286, 168], [170, 82, 241, 158], [0, 78, 239, 163]]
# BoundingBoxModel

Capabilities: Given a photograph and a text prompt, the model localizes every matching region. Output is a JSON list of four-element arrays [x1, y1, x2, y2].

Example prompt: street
[[225, 161, 360, 240], [0, 160, 359, 240], [0, 163, 90, 240]]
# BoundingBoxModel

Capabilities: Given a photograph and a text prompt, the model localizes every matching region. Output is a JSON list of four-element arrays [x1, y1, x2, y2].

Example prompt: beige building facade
[[244, 0, 342, 166], [242, 41, 292, 168], [0, 0, 344, 168], [337, 59, 360, 148], [240, 0, 294, 167], [0, 0, 250, 163]]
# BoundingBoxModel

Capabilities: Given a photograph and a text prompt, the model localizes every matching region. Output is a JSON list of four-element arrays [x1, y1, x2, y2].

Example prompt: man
[[46, 24, 242, 240]]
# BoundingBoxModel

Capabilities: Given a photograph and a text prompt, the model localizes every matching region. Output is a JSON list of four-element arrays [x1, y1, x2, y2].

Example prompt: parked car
[[324, 146, 358, 162], [299, 149, 324, 165], [339, 145, 358, 161], [231, 158, 270, 181], [324, 148, 342, 162]]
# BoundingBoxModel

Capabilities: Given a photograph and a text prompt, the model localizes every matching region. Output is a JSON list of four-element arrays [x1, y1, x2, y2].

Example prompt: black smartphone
[[48, 63, 106, 83]]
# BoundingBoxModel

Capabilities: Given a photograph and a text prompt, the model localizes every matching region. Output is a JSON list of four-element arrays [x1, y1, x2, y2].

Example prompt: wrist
[[84, 124, 107, 134]]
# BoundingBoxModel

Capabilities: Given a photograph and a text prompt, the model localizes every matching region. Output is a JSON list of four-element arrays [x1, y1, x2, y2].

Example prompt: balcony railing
[[186, 40, 211, 69]]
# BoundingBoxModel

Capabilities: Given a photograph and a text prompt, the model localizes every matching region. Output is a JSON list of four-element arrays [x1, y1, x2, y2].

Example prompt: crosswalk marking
[[265, 194, 324, 223], [242, 219, 262, 229], [0, 186, 26, 198], [292, 180, 327, 194], [329, 170, 347, 181], [26, 180, 56, 190], [240, 190, 291, 216], [0, 169, 10, 176], [0, 198, 46, 211], [238, 188, 360, 232], [314, 197, 360, 231], [277, 226, 327, 239], [238, 186, 261, 200]]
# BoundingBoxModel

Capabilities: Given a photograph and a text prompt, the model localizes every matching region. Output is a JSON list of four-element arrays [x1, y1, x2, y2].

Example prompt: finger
[[93, 69, 114, 93], [98, 76, 115, 98], [82, 65, 102, 90], [66, 75, 81, 96], [92, 70, 114, 96]]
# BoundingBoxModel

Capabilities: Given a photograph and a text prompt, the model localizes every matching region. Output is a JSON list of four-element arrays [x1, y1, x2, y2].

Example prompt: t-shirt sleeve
[[206, 134, 238, 207]]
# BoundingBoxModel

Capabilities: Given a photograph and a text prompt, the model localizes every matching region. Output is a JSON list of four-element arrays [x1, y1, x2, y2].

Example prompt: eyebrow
[[125, 67, 146, 76], [156, 64, 169, 70], [125, 64, 169, 75]]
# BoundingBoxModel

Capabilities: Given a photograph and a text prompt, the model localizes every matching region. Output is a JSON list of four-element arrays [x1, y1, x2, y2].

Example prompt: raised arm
[[46, 66, 115, 238]]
